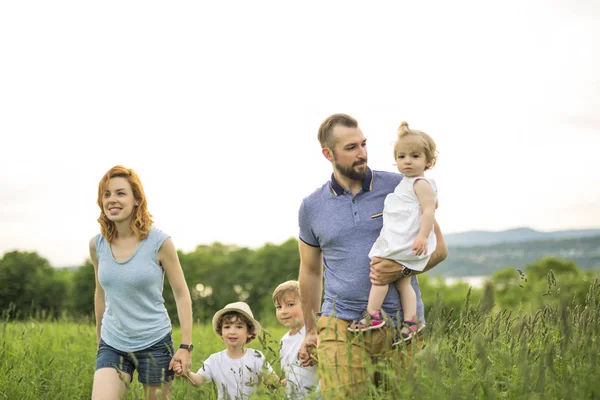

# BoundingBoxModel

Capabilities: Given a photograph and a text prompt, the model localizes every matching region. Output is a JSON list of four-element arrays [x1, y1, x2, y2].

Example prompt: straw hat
[[212, 301, 262, 338]]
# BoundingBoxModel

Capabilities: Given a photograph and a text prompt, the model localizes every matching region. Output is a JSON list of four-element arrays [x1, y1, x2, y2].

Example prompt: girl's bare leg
[[395, 278, 417, 323], [367, 283, 389, 314]]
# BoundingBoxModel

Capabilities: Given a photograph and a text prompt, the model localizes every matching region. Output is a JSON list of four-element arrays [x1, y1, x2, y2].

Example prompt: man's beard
[[334, 158, 368, 181]]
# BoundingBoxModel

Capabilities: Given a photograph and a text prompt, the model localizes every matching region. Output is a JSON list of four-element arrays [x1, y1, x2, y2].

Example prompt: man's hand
[[370, 220, 447, 282], [412, 236, 428, 256], [369, 257, 405, 285], [298, 331, 318, 367]]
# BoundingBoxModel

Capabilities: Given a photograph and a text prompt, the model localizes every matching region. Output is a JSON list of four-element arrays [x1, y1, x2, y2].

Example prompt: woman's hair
[[272, 280, 301, 304], [215, 312, 257, 343], [96, 165, 153, 243], [395, 121, 438, 170]]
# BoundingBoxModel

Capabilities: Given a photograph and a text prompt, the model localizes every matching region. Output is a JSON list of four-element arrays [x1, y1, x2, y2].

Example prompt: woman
[[90, 165, 193, 400]]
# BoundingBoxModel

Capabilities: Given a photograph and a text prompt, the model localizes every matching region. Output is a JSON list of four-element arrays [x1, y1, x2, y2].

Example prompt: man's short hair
[[272, 280, 301, 304], [317, 113, 358, 149]]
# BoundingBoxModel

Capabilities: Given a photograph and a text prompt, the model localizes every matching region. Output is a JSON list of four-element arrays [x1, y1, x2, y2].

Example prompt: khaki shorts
[[316, 315, 424, 399]]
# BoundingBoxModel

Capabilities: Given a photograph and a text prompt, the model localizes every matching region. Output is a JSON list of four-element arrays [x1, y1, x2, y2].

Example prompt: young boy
[[175, 301, 280, 400], [273, 280, 320, 399]]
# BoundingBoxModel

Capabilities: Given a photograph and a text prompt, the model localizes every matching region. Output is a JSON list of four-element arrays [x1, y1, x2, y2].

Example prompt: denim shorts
[[95, 332, 175, 385]]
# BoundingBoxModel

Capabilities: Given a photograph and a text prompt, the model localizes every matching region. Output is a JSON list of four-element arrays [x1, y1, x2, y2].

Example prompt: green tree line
[[1, 240, 598, 324]]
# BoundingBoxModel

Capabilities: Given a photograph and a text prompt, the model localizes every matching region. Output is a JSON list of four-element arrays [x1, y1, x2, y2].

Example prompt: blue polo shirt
[[298, 168, 425, 323]]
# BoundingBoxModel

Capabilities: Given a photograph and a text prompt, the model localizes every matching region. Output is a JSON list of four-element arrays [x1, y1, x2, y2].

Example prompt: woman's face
[[101, 177, 137, 224]]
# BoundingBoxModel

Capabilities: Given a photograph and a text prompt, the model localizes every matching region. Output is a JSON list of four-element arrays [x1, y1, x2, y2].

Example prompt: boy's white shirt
[[280, 325, 320, 399], [197, 348, 274, 400]]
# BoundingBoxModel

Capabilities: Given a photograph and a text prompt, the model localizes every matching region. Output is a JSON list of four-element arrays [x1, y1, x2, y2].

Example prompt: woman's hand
[[169, 349, 192, 376], [172, 360, 183, 375]]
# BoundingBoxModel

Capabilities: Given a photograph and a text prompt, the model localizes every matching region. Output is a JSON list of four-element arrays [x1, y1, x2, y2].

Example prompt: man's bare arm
[[422, 219, 448, 272], [298, 241, 323, 333], [297, 241, 322, 367]]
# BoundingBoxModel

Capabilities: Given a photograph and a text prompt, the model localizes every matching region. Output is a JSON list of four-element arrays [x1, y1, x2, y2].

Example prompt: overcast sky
[[1, 1, 599, 267]]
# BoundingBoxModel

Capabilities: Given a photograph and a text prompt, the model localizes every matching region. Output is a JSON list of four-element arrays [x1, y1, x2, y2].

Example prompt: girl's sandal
[[347, 309, 387, 332], [392, 319, 424, 346]]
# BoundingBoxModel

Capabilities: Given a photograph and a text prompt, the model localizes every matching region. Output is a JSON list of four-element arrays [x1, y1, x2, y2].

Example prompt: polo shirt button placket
[[352, 197, 359, 221]]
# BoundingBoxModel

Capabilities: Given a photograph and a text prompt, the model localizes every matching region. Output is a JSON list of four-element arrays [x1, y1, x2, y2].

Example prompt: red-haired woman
[[90, 165, 193, 400]]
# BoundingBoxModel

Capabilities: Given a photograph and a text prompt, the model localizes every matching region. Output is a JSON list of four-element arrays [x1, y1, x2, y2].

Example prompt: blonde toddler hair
[[395, 121, 438, 170]]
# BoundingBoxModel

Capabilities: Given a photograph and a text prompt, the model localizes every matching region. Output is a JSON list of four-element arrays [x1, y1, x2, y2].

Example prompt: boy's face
[[275, 293, 304, 333], [220, 316, 251, 347]]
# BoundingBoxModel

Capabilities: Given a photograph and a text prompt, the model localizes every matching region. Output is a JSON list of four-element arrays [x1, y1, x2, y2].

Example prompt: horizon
[[15, 225, 599, 269]]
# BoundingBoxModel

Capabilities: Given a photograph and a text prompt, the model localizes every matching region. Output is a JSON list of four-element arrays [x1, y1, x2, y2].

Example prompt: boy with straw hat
[[174, 302, 281, 399]]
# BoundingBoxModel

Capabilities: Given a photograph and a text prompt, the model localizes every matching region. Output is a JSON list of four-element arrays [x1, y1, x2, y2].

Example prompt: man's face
[[329, 125, 368, 181]]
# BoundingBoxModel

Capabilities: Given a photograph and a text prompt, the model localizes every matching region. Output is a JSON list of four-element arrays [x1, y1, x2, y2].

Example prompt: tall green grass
[[0, 321, 288, 399], [2, 278, 599, 399]]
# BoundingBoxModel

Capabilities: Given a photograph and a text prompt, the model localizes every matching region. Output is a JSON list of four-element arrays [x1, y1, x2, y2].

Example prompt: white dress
[[368, 176, 438, 272], [280, 326, 320, 399]]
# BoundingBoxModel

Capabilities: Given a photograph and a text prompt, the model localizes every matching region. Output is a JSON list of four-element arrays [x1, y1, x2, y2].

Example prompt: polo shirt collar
[[329, 167, 374, 196]]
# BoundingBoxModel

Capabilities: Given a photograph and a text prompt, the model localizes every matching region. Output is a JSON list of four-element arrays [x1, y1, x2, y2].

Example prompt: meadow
[[2, 278, 599, 399]]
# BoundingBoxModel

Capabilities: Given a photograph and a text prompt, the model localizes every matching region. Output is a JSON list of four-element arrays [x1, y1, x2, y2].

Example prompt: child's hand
[[174, 362, 199, 386], [298, 332, 318, 367], [262, 372, 282, 390], [412, 236, 428, 256], [281, 378, 287, 387], [172, 360, 184, 375]]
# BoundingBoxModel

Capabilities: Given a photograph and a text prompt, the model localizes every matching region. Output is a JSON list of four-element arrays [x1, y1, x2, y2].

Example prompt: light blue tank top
[[96, 228, 172, 352]]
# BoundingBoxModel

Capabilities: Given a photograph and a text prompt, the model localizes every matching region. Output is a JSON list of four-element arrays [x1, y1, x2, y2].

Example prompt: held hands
[[172, 360, 184, 375], [169, 348, 192, 377], [172, 359, 198, 385], [298, 331, 318, 367], [412, 236, 428, 256]]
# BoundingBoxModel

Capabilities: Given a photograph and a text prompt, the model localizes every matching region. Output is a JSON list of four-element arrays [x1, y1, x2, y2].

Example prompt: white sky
[[1, 1, 599, 267]]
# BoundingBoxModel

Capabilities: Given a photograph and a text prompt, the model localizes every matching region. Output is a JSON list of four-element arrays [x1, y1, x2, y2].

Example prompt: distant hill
[[434, 233, 600, 278], [444, 227, 600, 247]]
